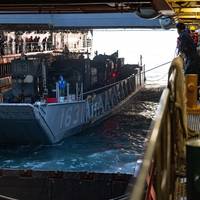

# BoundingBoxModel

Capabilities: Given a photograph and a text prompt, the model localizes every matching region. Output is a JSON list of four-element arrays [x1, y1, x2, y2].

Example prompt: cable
[[147, 72, 168, 82], [144, 61, 172, 74], [83, 60, 172, 96]]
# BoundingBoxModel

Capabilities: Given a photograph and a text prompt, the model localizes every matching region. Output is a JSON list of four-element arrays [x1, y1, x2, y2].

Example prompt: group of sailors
[[0, 35, 52, 56]]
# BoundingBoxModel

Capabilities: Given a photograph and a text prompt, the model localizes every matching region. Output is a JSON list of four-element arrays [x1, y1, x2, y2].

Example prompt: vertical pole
[[67, 83, 69, 101], [76, 82, 78, 100], [56, 82, 59, 102], [81, 82, 83, 100], [42, 59, 48, 100]]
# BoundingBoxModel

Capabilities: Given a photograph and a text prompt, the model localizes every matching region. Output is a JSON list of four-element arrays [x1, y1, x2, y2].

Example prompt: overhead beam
[[177, 14, 200, 19], [167, 0, 200, 2], [152, 0, 172, 11], [0, 13, 161, 30], [174, 8, 200, 12], [0, 0, 151, 3], [152, 0, 174, 15], [0, 4, 138, 13], [0, 1, 153, 13]]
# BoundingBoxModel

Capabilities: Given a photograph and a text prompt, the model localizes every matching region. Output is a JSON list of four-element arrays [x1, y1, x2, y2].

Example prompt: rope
[[83, 61, 172, 96], [147, 72, 168, 82], [144, 61, 172, 74]]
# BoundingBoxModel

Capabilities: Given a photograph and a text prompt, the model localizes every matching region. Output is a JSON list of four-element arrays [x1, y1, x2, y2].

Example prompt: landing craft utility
[[0, 51, 145, 144]]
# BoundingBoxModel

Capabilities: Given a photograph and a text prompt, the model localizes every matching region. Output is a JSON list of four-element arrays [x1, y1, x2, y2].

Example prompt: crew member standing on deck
[[58, 75, 66, 97], [176, 22, 199, 74]]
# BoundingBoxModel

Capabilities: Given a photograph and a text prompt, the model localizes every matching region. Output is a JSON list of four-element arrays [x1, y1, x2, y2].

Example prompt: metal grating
[[188, 114, 200, 132]]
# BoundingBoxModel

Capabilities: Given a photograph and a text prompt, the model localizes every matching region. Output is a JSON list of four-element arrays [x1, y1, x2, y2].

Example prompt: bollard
[[186, 139, 200, 200], [185, 74, 198, 108]]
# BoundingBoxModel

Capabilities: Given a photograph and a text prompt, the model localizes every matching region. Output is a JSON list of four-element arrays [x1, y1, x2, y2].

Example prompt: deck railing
[[129, 56, 185, 200]]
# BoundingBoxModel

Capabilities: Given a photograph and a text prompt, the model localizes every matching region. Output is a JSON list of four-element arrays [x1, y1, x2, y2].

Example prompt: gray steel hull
[[0, 71, 144, 145], [0, 102, 85, 144]]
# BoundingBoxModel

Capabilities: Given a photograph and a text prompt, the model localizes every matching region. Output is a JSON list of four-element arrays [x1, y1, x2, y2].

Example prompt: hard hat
[[189, 25, 196, 31]]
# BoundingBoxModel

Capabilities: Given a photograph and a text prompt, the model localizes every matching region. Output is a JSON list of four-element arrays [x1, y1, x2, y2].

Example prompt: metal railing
[[84, 66, 145, 123], [2, 42, 53, 55], [129, 56, 185, 200]]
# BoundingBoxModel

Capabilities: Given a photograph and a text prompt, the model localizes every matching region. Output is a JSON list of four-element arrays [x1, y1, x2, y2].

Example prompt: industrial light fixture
[[136, 6, 161, 19]]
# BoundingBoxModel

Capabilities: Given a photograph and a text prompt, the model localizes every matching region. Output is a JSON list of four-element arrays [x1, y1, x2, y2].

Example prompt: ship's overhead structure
[[0, 0, 177, 29], [0, 0, 199, 28], [165, 0, 200, 26], [0, 13, 161, 29], [0, 0, 172, 14]]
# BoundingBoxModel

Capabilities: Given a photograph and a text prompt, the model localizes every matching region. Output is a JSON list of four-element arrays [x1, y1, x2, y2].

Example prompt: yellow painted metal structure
[[185, 74, 200, 114], [186, 74, 198, 108], [185, 74, 200, 133], [165, 0, 200, 26]]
